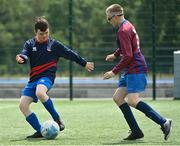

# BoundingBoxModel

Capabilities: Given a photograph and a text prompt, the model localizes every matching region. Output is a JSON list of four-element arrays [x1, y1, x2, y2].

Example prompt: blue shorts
[[118, 74, 147, 93], [22, 77, 53, 103]]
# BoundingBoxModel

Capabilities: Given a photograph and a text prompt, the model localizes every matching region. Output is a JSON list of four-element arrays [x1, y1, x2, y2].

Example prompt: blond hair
[[106, 4, 124, 16]]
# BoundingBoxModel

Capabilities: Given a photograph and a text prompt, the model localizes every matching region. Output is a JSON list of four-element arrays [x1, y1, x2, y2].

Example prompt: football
[[41, 120, 60, 139]]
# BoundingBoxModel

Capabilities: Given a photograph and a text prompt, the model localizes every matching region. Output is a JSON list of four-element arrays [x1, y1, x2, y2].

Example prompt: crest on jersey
[[32, 47, 37, 51], [47, 48, 51, 52]]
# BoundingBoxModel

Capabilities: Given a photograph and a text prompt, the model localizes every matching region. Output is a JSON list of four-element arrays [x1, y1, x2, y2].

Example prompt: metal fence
[[0, 0, 179, 99]]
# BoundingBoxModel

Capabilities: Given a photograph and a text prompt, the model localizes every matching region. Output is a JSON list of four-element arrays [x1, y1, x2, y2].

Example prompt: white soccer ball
[[41, 120, 60, 139]]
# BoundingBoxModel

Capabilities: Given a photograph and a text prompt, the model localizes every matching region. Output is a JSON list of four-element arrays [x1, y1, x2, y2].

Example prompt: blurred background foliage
[[0, 0, 179, 77]]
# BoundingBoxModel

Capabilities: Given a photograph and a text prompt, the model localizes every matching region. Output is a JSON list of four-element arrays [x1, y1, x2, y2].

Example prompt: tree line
[[0, 0, 179, 76]]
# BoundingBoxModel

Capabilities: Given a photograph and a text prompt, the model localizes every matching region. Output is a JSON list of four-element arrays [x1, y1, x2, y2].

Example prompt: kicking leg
[[36, 84, 65, 131]]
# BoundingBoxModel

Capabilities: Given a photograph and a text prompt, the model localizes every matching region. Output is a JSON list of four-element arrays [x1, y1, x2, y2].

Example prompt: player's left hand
[[103, 71, 115, 79], [85, 62, 94, 72]]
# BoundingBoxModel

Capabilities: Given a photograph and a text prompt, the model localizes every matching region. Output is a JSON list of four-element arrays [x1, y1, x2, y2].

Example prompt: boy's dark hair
[[34, 16, 49, 32]]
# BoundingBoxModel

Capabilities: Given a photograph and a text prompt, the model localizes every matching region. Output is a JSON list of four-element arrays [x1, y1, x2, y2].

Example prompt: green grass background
[[0, 99, 179, 146]]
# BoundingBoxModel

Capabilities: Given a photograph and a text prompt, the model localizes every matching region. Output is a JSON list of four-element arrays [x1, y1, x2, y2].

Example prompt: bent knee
[[113, 95, 124, 106], [113, 94, 118, 102], [19, 102, 28, 113], [36, 91, 48, 102], [36, 90, 45, 98]]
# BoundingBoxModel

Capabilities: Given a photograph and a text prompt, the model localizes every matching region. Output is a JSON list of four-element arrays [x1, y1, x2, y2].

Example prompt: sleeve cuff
[[81, 59, 87, 67], [113, 53, 119, 58], [112, 68, 119, 74]]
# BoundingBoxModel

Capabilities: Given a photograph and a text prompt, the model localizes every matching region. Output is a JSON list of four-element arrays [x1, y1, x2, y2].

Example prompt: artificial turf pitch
[[0, 98, 179, 146]]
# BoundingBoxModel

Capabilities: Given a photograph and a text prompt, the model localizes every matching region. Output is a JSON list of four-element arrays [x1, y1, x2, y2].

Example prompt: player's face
[[107, 13, 117, 27], [36, 29, 49, 43], [107, 14, 115, 22]]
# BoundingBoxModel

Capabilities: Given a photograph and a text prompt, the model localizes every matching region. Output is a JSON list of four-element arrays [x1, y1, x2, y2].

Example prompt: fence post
[[69, 0, 73, 101], [152, 0, 156, 100]]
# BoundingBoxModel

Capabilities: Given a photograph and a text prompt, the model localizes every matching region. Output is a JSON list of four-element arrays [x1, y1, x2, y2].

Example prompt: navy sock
[[43, 98, 60, 121], [119, 102, 141, 133], [136, 101, 166, 126], [26, 112, 41, 132]]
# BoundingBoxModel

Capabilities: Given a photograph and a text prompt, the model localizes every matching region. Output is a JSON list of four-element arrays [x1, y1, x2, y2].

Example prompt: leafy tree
[[0, 0, 179, 76]]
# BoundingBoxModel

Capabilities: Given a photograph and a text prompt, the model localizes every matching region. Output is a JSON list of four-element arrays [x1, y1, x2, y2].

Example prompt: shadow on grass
[[102, 140, 173, 145], [10, 137, 55, 142], [102, 139, 145, 145], [10, 138, 27, 142]]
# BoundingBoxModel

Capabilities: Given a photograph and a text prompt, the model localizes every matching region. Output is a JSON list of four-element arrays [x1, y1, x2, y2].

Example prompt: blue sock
[[26, 113, 41, 132], [136, 101, 166, 126], [119, 102, 141, 133], [43, 98, 60, 121]]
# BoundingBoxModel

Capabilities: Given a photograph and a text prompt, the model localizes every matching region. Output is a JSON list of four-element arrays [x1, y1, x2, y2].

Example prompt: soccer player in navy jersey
[[16, 16, 94, 138], [104, 4, 172, 140]]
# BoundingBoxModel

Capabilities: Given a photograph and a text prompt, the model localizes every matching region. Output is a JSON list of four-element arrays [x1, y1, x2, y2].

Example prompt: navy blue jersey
[[21, 37, 87, 83]]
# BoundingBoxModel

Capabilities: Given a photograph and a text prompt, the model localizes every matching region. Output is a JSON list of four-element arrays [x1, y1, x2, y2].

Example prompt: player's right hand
[[105, 54, 116, 61], [16, 54, 25, 64], [85, 62, 94, 72]]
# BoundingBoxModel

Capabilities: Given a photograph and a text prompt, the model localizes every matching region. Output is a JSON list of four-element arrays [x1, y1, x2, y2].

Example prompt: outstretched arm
[[55, 41, 94, 71]]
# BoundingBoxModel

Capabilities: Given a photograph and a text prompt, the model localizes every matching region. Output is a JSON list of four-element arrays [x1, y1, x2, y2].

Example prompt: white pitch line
[[0, 105, 17, 110]]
